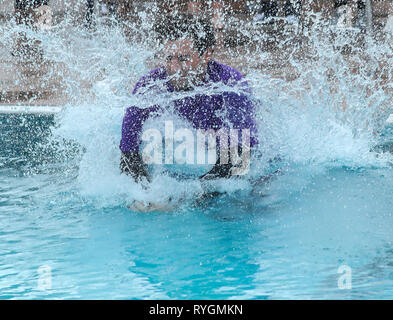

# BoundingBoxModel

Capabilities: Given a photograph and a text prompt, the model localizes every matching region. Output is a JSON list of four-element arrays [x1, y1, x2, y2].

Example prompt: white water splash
[[2, 8, 393, 208]]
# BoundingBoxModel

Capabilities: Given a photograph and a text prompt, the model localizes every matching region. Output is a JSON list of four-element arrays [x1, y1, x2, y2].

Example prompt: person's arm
[[120, 67, 168, 186], [120, 105, 160, 183], [199, 80, 259, 180]]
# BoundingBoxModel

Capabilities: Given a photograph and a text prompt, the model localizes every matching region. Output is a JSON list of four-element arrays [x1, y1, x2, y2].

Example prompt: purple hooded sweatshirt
[[120, 60, 258, 153]]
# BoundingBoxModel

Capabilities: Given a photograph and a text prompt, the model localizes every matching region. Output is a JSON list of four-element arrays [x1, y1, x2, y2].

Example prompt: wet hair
[[154, 14, 216, 56]]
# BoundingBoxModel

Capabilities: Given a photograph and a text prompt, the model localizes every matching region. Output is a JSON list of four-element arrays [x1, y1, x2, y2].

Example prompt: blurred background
[[0, 1, 392, 107]]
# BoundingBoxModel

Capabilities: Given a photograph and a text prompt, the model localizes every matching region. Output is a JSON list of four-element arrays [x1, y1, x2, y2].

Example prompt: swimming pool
[[2, 110, 393, 299]]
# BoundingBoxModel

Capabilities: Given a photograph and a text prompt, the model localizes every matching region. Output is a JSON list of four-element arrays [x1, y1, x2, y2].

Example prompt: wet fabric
[[120, 60, 259, 153]]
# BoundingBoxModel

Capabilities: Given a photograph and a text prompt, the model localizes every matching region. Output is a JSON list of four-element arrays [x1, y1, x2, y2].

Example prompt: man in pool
[[120, 14, 259, 185]]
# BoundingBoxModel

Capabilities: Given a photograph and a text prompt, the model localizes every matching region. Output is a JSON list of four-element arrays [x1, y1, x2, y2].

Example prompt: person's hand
[[120, 152, 151, 183], [199, 163, 233, 180]]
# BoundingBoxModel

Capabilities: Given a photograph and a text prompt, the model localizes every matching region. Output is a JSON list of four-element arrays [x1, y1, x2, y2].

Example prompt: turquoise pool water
[[2, 113, 393, 299]]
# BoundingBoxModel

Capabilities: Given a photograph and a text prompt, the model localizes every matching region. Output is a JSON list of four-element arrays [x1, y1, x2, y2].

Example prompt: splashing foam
[[1, 9, 393, 208]]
